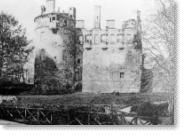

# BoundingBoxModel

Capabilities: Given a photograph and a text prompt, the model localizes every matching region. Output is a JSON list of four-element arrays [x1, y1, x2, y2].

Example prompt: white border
[[0, 0, 183, 134]]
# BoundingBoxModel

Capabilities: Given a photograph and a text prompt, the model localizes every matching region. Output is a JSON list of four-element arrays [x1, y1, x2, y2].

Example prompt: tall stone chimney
[[68, 7, 76, 20], [93, 5, 101, 29], [46, 0, 56, 13], [137, 10, 142, 34]]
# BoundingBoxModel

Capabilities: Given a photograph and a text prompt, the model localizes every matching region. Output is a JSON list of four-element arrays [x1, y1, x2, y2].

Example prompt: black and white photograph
[[0, 0, 176, 125]]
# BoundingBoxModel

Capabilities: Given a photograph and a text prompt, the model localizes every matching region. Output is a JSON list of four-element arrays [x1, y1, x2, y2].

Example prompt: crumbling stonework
[[82, 19, 143, 93], [34, 49, 61, 94], [74, 28, 84, 92], [32, 0, 152, 94], [34, 4, 82, 94]]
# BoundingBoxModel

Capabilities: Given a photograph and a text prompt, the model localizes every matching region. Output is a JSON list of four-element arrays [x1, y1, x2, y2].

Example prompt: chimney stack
[[68, 7, 76, 21], [106, 20, 115, 29], [93, 5, 101, 29], [76, 20, 85, 29], [137, 10, 142, 33], [46, 0, 56, 13]]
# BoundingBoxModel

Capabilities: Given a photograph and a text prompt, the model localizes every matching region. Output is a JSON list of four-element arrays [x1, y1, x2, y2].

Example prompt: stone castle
[[80, 6, 143, 93], [25, 0, 149, 94]]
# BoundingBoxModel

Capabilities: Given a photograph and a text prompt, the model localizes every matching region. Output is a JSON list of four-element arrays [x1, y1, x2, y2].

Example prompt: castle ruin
[[30, 0, 150, 94]]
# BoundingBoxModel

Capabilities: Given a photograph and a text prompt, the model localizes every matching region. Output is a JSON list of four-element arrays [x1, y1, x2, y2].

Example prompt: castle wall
[[82, 20, 142, 93], [34, 14, 78, 94], [82, 45, 142, 93], [31, 0, 143, 94]]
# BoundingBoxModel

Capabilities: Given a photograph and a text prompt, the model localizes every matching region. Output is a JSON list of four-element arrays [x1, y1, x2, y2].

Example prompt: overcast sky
[[0, 0, 157, 40]]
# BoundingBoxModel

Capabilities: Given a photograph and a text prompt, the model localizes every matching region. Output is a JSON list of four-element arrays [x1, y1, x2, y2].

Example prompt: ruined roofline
[[75, 18, 138, 30], [36, 0, 76, 22], [34, 12, 74, 22]]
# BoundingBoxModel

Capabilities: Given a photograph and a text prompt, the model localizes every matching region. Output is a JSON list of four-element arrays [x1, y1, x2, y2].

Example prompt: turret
[[34, 0, 79, 94], [46, 0, 56, 13], [93, 5, 101, 29]]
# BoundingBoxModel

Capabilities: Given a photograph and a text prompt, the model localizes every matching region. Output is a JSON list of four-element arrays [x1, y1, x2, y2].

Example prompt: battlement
[[32, 0, 143, 94], [122, 19, 137, 29], [34, 0, 76, 30], [34, 12, 75, 30], [76, 18, 138, 51]]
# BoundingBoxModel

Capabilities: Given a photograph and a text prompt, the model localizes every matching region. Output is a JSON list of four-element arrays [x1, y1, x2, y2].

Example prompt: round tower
[[34, 0, 77, 94]]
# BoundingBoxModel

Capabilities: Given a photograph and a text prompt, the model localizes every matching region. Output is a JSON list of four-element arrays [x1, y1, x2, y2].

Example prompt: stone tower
[[34, 0, 82, 94], [33, 1, 145, 94]]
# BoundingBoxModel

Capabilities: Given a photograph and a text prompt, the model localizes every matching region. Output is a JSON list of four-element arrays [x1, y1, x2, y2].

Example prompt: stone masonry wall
[[82, 44, 142, 93], [34, 22, 77, 94], [82, 19, 142, 93]]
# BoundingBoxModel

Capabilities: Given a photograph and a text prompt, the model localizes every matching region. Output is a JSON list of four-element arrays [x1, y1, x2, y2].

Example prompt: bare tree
[[143, 0, 176, 92]]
